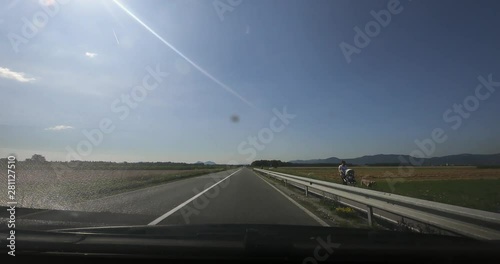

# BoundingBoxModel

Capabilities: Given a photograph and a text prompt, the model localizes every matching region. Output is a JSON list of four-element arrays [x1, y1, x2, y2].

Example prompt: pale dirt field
[[0, 166, 221, 209]]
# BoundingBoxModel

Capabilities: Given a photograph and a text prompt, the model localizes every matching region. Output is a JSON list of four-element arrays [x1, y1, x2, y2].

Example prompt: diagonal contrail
[[112, 28, 120, 45], [112, 0, 256, 109]]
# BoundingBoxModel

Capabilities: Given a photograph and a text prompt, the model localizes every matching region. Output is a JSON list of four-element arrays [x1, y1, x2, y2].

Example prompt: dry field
[[271, 166, 500, 183], [0, 167, 223, 209]]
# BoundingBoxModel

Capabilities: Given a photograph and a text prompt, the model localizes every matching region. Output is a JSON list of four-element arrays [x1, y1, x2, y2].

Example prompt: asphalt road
[[1, 168, 323, 229]]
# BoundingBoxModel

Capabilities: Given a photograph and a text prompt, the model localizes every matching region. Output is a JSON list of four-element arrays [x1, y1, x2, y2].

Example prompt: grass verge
[[268, 167, 500, 213]]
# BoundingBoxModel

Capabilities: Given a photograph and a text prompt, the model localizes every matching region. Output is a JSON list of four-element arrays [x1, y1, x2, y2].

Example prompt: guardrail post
[[284, 179, 287, 187], [305, 186, 308, 197], [367, 206, 373, 227]]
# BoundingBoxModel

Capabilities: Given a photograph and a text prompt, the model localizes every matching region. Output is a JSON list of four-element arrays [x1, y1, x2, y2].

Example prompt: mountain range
[[289, 153, 500, 166]]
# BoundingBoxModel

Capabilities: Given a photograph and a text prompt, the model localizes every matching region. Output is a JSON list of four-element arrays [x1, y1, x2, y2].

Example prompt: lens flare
[[112, 0, 256, 109]]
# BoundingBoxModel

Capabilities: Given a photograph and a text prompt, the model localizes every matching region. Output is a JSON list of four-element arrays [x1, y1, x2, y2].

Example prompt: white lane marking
[[255, 172, 330, 227], [148, 169, 242, 225]]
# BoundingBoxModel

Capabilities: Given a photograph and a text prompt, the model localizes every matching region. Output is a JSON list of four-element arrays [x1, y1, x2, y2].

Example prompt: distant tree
[[29, 154, 47, 163], [251, 160, 292, 168]]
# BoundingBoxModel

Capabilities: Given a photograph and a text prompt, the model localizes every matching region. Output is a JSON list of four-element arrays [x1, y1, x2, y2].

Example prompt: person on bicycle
[[338, 160, 347, 184]]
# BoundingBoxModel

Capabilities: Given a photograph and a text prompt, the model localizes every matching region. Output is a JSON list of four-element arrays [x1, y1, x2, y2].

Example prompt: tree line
[[251, 160, 293, 168], [250, 160, 357, 168], [0, 154, 230, 170]]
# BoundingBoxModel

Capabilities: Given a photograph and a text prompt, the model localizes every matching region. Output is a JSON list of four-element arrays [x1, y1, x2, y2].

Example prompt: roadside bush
[[335, 207, 357, 218]]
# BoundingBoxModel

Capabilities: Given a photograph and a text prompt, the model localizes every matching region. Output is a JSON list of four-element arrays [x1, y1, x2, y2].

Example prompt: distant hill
[[289, 153, 500, 166], [290, 157, 341, 164]]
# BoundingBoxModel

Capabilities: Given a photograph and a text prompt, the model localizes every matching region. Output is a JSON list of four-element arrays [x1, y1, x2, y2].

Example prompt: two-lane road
[[3, 168, 325, 229], [156, 168, 323, 226]]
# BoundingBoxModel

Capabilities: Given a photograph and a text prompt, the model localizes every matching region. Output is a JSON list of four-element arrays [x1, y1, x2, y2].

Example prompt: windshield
[[1, 0, 500, 258]]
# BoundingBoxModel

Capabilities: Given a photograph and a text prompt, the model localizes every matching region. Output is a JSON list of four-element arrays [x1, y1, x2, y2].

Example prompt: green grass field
[[269, 167, 500, 213], [364, 178, 500, 212]]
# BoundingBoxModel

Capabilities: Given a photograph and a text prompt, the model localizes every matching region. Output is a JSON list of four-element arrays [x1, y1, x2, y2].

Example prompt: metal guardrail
[[254, 168, 500, 240]]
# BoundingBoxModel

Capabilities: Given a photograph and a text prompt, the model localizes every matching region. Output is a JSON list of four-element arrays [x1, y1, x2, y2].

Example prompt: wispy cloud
[[45, 125, 74, 131], [7, 0, 21, 9], [85, 52, 98, 58], [0, 67, 35, 83], [39, 0, 56, 7]]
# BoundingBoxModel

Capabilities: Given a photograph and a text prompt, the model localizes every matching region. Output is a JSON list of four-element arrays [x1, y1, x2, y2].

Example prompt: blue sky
[[1, 0, 499, 163]]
